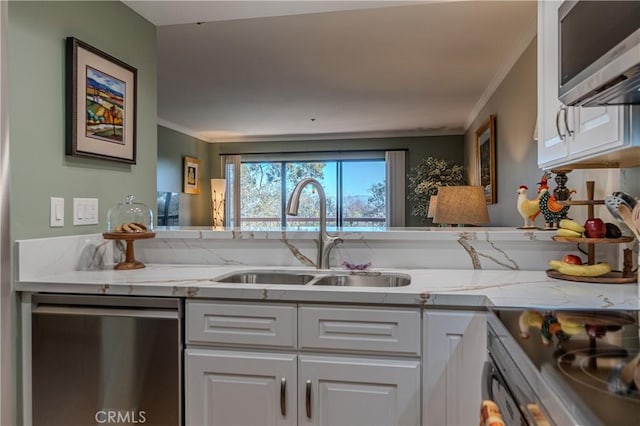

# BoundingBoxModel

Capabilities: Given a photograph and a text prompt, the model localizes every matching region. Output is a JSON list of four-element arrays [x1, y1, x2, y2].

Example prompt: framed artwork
[[66, 37, 137, 163], [183, 156, 201, 194], [475, 114, 497, 204]]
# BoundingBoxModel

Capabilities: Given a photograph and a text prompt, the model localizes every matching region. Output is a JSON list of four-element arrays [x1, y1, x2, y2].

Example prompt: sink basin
[[215, 271, 315, 285], [214, 270, 411, 287], [312, 273, 411, 287]]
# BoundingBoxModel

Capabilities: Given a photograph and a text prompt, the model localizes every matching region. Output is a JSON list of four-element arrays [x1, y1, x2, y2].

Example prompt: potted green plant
[[407, 157, 465, 222]]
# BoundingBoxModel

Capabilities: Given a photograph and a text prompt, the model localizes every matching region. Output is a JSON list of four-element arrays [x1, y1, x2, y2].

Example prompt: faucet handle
[[319, 236, 343, 269]]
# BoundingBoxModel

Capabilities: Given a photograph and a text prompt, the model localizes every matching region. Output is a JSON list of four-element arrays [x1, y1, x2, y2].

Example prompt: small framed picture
[[475, 114, 497, 204], [183, 156, 201, 194], [66, 37, 137, 163]]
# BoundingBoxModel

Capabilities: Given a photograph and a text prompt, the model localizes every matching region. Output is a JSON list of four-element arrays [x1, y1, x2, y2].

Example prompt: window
[[237, 157, 387, 229]]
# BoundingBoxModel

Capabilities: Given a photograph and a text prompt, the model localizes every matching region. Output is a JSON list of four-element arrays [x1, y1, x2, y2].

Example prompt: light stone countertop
[[16, 264, 639, 310], [15, 231, 638, 310]]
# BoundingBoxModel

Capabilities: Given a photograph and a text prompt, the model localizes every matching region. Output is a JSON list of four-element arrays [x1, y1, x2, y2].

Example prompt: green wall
[[157, 126, 212, 226], [8, 1, 157, 240], [158, 128, 465, 227], [464, 39, 538, 226]]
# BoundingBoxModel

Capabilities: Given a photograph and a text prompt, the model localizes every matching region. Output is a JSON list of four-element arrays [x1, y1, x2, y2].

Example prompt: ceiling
[[124, 1, 537, 143]]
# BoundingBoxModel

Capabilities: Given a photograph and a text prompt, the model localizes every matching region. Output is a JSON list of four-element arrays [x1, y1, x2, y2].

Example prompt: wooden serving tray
[[545, 269, 637, 284], [102, 231, 156, 240], [552, 236, 635, 244], [556, 310, 636, 326]]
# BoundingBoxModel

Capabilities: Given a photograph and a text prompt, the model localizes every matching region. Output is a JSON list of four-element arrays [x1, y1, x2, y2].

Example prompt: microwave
[[558, 0, 640, 107]]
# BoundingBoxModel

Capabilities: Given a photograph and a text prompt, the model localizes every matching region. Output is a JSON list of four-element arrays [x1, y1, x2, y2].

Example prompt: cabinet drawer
[[187, 301, 297, 349], [299, 305, 420, 356]]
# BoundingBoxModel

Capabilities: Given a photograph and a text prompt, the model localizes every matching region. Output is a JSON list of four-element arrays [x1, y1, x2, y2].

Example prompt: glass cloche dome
[[106, 195, 153, 233]]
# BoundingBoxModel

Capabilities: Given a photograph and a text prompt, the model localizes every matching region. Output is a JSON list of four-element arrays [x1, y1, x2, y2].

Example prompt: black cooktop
[[492, 309, 640, 426]]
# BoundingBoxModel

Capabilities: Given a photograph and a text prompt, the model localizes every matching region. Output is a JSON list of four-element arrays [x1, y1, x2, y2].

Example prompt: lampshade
[[432, 186, 489, 225], [426, 195, 438, 218], [210, 178, 226, 227]]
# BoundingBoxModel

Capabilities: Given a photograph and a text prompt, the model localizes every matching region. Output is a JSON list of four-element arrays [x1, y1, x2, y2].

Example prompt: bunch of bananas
[[556, 219, 584, 238], [548, 259, 611, 277]]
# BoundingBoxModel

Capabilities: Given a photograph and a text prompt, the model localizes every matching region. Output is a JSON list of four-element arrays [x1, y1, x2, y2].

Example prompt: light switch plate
[[50, 197, 64, 227], [73, 198, 99, 225]]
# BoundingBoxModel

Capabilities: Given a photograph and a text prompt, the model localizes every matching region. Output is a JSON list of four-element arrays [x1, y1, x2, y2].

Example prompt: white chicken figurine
[[517, 185, 540, 228]]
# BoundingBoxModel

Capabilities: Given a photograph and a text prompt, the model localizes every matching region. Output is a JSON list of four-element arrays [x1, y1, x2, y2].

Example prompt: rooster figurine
[[537, 173, 572, 229], [517, 185, 540, 228]]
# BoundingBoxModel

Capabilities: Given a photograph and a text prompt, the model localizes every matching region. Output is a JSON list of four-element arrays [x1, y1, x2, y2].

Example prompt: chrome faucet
[[286, 178, 342, 269]]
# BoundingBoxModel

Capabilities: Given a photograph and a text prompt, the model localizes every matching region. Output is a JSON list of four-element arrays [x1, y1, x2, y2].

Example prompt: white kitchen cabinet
[[537, 0, 568, 167], [423, 310, 486, 426], [186, 349, 297, 426], [186, 301, 424, 426], [537, 1, 639, 169], [298, 355, 421, 426], [186, 349, 421, 426]]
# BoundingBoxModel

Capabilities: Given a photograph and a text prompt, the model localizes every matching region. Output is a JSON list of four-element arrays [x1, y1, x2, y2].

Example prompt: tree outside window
[[239, 159, 385, 229]]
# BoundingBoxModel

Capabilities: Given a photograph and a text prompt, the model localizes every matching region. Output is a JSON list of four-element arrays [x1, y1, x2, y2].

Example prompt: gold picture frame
[[475, 114, 497, 204], [183, 156, 201, 194]]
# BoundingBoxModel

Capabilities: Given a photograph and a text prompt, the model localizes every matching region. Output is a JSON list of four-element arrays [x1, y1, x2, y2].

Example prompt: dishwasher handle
[[32, 305, 179, 320]]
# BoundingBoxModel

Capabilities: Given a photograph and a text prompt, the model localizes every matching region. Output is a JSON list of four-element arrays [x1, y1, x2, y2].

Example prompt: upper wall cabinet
[[537, 1, 640, 170]]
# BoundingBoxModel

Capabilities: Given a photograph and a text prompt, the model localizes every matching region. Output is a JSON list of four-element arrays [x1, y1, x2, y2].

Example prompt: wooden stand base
[[114, 259, 146, 270]]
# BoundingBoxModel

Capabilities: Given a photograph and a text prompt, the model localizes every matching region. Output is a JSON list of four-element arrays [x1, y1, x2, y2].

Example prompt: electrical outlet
[[73, 198, 99, 225], [50, 197, 64, 227]]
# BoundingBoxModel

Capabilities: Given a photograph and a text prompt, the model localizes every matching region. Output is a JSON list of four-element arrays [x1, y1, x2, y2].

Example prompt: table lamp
[[426, 195, 438, 219], [432, 186, 489, 226]]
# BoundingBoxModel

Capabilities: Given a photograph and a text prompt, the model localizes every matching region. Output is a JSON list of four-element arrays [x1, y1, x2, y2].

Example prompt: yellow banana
[[548, 260, 565, 271], [559, 219, 585, 234], [560, 321, 584, 335], [518, 310, 544, 338], [556, 228, 582, 238], [557, 262, 611, 277]]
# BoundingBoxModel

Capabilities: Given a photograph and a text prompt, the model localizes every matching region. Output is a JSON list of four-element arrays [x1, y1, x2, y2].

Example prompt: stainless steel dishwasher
[[30, 294, 182, 426]]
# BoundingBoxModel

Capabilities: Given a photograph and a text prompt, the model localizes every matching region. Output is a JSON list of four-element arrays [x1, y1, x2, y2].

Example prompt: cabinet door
[[537, 0, 568, 167], [299, 355, 420, 426], [186, 349, 296, 426], [423, 311, 486, 426], [570, 105, 624, 156]]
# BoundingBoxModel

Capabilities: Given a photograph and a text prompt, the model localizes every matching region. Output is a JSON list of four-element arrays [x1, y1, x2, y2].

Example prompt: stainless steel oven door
[[482, 360, 527, 425]]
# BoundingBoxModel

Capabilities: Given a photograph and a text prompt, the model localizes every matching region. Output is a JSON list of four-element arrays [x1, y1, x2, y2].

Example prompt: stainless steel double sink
[[212, 270, 411, 287]]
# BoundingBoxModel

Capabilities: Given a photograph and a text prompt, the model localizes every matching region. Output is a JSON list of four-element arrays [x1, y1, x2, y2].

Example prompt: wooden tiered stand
[[102, 231, 156, 270], [546, 179, 636, 284]]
